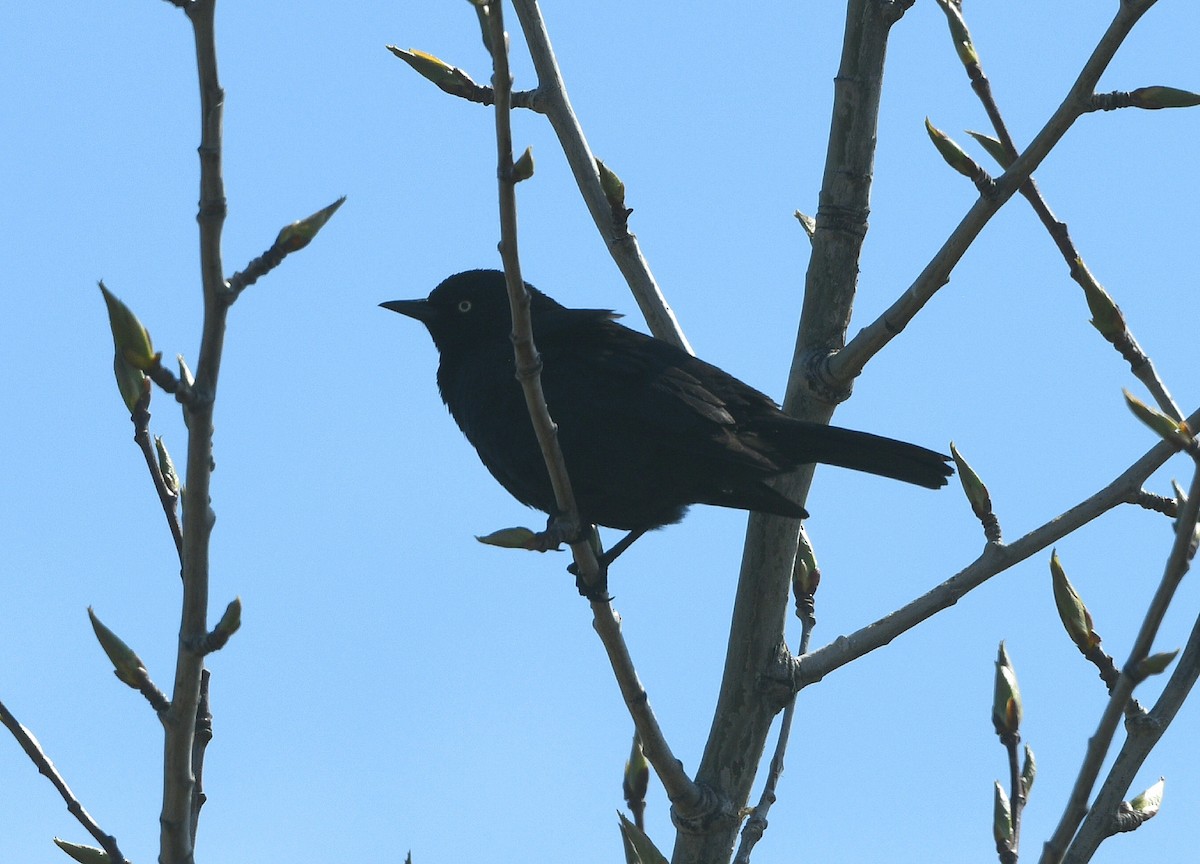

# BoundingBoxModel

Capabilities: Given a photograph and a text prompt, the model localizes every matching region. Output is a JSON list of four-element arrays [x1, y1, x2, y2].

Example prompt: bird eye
[[457, 300, 472, 313]]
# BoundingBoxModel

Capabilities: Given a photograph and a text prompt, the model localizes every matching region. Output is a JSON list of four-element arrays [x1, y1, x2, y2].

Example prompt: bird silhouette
[[384, 270, 950, 562]]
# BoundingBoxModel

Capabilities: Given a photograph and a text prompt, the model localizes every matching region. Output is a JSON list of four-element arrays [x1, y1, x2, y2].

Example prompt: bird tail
[[787, 420, 953, 489]]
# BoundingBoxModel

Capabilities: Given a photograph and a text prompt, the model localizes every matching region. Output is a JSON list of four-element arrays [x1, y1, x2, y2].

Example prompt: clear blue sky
[[3, 2, 1198, 862]]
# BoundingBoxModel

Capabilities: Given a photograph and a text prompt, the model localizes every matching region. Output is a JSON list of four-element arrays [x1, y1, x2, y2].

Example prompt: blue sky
[[2, 2, 1198, 862]]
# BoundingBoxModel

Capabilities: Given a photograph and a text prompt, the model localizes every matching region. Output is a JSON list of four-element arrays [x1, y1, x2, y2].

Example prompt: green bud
[[53, 838, 111, 864], [1123, 389, 1193, 448], [155, 435, 180, 497], [1021, 744, 1036, 797], [1077, 266, 1125, 339], [113, 350, 148, 413], [623, 734, 650, 805], [512, 147, 535, 183], [950, 442, 993, 522], [1129, 777, 1164, 817], [214, 597, 243, 641], [388, 47, 483, 100], [992, 641, 1022, 736], [1135, 649, 1179, 680], [595, 158, 627, 212], [617, 812, 669, 864], [965, 131, 1015, 169], [793, 549, 820, 598], [177, 354, 194, 389], [1050, 550, 1101, 653], [992, 781, 1013, 845], [924, 118, 981, 179], [99, 281, 159, 371], [1129, 86, 1200, 110], [88, 607, 147, 690], [934, 0, 977, 68], [476, 526, 539, 549], [794, 210, 816, 242], [275, 196, 346, 254]]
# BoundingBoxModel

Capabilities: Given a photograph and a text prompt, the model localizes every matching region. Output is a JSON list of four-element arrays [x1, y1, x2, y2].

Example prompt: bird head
[[381, 269, 558, 355]]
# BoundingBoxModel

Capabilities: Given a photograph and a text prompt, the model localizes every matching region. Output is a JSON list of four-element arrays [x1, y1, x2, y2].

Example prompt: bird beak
[[380, 298, 434, 323]]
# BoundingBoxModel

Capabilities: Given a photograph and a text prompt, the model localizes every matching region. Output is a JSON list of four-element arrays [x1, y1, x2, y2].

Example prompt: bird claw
[[569, 560, 611, 602]]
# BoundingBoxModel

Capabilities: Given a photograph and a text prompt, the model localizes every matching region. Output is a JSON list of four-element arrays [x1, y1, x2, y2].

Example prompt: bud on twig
[[1134, 650, 1179, 681], [388, 47, 485, 101], [88, 607, 148, 690], [112, 352, 149, 413], [950, 442, 999, 540], [992, 641, 1022, 737], [99, 282, 160, 371], [274, 197, 346, 254], [1049, 550, 1101, 654], [1078, 268, 1125, 341], [1021, 744, 1036, 797], [53, 838, 111, 864], [155, 435, 180, 497], [476, 526, 541, 550], [1114, 777, 1164, 833], [512, 146, 535, 183], [993, 780, 1013, 845], [925, 118, 984, 180], [1123, 390, 1193, 449], [1129, 86, 1200, 110], [623, 733, 650, 810], [965, 131, 1015, 169], [793, 210, 816, 242]]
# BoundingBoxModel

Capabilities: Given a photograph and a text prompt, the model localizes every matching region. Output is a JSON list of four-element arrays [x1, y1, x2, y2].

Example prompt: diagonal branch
[[794, 405, 1197, 690], [484, 0, 701, 816], [508, 0, 690, 352], [831, 0, 1159, 385], [1041, 455, 1200, 864], [0, 699, 131, 864], [935, 0, 1181, 421]]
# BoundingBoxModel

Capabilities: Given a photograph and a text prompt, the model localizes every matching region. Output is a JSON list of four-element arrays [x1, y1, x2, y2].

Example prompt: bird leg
[[566, 527, 648, 601]]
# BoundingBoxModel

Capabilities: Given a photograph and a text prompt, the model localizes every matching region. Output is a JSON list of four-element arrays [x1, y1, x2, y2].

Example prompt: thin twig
[[508, 0, 691, 352], [1065, 605, 1200, 862], [832, 0, 1159, 385], [1040, 457, 1200, 864], [733, 535, 819, 864], [131, 392, 184, 561], [939, 0, 1182, 421], [794, 405, 1197, 690], [0, 699, 131, 864], [161, 0, 227, 859], [485, 0, 702, 816]]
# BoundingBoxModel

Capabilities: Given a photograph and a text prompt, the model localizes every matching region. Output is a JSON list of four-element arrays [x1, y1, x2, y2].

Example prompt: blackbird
[[383, 269, 951, 553]]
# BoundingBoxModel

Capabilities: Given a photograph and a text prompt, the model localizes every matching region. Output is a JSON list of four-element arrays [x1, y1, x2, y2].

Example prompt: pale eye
[[457, 300, 472, 313]]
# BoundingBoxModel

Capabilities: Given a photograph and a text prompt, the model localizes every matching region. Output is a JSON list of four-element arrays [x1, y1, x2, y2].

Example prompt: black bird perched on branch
[[383, 269, 951, 560]]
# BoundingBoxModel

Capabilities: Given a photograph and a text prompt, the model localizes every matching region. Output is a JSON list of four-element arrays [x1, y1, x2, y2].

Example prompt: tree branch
[[0, 699, 131, 864], [831, 0, 1159, 385], [1041, 455, 1199, 864], [508, 0, 691, 352], [161, 0, 227, 859], [794, 405, 1198, 689], [485, 0, 701, 816]]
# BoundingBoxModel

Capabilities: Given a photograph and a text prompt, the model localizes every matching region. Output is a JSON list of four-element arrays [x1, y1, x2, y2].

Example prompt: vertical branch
[[1040, 458, 1200, 864], [486, 0, 700, 814], [679, 3, 904, 861], [162, 0, 228, 860]]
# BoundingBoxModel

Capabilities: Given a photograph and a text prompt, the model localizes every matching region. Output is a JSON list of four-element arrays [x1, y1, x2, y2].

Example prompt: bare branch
[[0, 700, 131, 864], [795, 405, 1198, 689], [508, 0, 690, 352], [1042, 457, 1200, 863], [484, 0, 702, 817], [832, 0, 1160, 385]]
